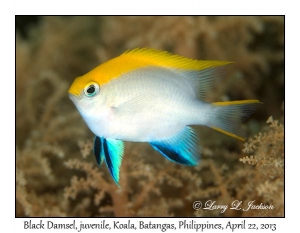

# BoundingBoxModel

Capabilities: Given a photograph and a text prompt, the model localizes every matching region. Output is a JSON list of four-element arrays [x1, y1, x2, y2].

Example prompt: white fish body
[[80, 67, 209, 141]]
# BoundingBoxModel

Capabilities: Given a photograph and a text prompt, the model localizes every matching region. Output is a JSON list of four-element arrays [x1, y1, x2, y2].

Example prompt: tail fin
[[208, 100, 261, 141]]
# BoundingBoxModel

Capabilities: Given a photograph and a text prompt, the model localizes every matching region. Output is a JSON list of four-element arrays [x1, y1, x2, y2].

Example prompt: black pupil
[[87, 85, 95, 94]]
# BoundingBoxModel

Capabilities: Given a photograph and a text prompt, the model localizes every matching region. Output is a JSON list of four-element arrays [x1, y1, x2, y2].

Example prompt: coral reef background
[[16, 16, 284, 217]]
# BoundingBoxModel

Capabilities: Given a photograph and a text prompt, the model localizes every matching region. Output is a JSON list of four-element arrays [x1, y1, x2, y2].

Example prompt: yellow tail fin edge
[[211, 127, 246, 141], [212, 100, 261, 106]]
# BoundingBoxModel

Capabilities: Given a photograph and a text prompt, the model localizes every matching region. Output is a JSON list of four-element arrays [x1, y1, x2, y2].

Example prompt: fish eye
[[84, 82, 100, 97]]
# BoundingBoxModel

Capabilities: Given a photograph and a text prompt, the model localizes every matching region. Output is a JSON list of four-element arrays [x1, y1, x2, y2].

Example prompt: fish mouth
[[68, 92, 82, 101]]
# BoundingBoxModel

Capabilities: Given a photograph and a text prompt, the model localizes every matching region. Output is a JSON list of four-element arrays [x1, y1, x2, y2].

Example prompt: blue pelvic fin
[[93, 136, 124, 186], [150, 127, 201, 166], [94, 136, 104, 166]]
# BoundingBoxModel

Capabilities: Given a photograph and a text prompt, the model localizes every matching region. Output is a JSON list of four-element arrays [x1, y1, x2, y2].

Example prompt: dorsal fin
[[124, 48, 232, 99], [179, 67, 227, 99], [69, 48, 232, 96], [124, 48, 232, 71]]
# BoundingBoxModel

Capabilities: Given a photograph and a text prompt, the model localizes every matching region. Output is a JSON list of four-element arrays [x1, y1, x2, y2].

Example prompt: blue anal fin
[[102, 138, 124, 186], [93, 136, 104, 166], [150, 127, 201, 166]]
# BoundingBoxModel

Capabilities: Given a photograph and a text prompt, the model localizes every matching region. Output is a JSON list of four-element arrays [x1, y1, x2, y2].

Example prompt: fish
[[68, 48, 260, 186]]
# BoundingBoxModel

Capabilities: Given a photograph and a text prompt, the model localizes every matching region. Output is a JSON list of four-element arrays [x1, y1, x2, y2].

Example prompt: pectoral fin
[[93, 136, 124, 186], [150, 127, 201, 166]]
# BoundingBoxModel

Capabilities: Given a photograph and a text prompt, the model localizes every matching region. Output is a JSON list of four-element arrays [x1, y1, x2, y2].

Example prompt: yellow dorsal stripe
[[211, 127, 245, 141], [124, 48, 233, 71], [212, 100, 261, 106], [68, 48, 232, 96]]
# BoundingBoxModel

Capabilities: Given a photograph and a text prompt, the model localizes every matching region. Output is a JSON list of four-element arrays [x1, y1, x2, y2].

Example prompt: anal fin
[[150, 127, 201, 166]]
